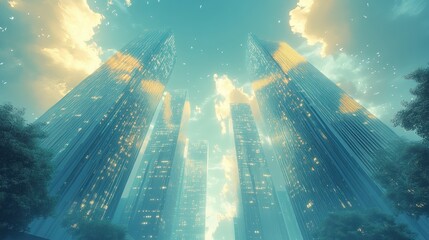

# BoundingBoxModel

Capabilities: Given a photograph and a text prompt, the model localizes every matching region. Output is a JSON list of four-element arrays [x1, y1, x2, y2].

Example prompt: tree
[[63, 212, 126, 240], [375, 141, 429, 217], [316, 211, 415, 240], [66, 219, 126, 240], [0, 104, 54, 236], [393, 66, 429, 141], [374, 65, 429, 217]]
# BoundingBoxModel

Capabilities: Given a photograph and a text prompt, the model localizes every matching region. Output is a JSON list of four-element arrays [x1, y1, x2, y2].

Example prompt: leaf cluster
[[316, 211, 415, 240], [64, 214, 126, 240], [0, 104, 54, 235], [393, 66, 429, 141], [375, 141, 429, 217]]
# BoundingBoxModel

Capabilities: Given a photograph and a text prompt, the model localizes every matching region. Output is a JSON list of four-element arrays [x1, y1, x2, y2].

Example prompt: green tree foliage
[[393, 66, 429, 141], [66, 218, 126, 240], [375, 66, 429, 217], [63, 212, 126, 240], [0, 104, 54, 235], [375, 141, 429, 216], [316, 211, 415, 240]]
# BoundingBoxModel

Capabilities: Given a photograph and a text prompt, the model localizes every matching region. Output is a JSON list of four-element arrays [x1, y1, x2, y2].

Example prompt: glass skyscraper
[[29, 31, 176, 239], [171, 141, 208, 240], [122, 90, 189, 240], [230, 103, 289, 240], [247, 35, 429, 239]]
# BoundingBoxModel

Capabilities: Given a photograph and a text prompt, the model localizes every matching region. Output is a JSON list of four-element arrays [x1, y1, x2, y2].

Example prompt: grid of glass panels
[[171, 141, 208, 240], [247, 35, 408, 239], [30, 31, 176, 240], [230, 103, 289, 240], [124, 90, 188, 240]]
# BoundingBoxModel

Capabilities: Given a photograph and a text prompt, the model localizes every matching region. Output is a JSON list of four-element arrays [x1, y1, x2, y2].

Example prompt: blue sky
[[1, 0, 429, 239]]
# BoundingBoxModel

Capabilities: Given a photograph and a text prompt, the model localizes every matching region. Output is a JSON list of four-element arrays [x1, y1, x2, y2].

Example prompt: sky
[[1, 0, 429, 239]]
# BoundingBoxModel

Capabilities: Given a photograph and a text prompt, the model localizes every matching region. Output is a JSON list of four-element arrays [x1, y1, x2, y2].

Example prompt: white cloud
[[288, 0, 429, 62], [213, 74, 254, 135], [206, 152, 239, 240], [214, 74, 235, 135], [3, 0, 103, 110], [209, 74, 264, 238], [289, 0, 350, 56], [288, 0, 429, 138]]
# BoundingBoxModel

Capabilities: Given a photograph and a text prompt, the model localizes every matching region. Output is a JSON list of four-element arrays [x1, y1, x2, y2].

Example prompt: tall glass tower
[[171, 141, 208, 240], [247, 35, 428, 239], [30, 31, 176, 239], [123, 90, 189, 240], [230, 103, 289, 240]]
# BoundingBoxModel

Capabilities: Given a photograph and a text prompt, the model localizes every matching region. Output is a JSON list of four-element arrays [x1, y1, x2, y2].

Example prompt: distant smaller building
[[171, 141, 208, 240], [119, 90, 189, 240], [230, 103, 289, 240]]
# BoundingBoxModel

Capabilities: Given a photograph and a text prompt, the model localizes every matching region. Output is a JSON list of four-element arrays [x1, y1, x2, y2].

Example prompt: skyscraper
[[247, 35, 428, 239], [230, 103, 289, 240], [30, 31, 176, 239], [171, 141, 208, 240], [123, 90, 189, 240]]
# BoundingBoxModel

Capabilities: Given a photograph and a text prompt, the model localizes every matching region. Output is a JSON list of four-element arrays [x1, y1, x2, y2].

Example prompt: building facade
[[123, 90, 189, 240], [230, 103, 289, 240], [30, 31, 176, 239], [171, 141, 208, 240], [247, 35, 428, 238]]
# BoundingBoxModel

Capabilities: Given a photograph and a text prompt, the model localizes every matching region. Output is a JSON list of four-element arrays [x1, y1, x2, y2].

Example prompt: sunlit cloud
[[206, 152, 239, 240], [2, 0, 104, 110], [289, 0, 428, 62], [289, 0, 325, 55], [213, 74, 254, 135], [209, 74, 262, 238], [39, 0, 103, 75], [289, 0, 429, 137], [214, 74, 234, 135], [141, 80, 165, 99], [289, 0, 350, 57]]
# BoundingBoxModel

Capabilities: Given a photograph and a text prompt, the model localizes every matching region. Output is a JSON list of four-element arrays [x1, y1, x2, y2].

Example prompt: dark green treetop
[[0, 104, 54, 235]]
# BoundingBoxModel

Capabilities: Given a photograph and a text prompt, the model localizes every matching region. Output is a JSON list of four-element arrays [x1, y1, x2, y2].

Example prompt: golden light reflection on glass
[[141, 80, 165, 96], [339, 94, 363, 113], [252, 73, 281, 91], [367, 112, 377, 119], [163, 92, 173, 128], [106, 52, 143, 82], [179, 100, 191, 141], [273, 42, 306, 74]]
